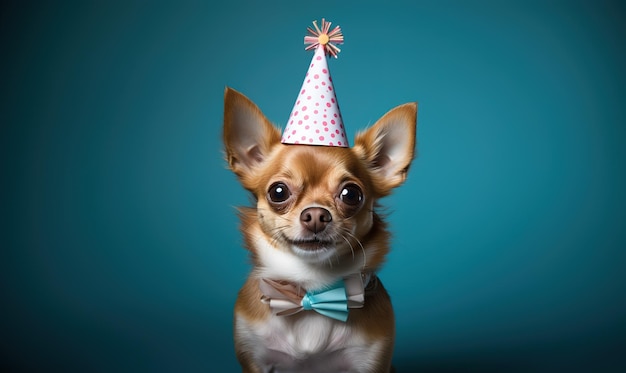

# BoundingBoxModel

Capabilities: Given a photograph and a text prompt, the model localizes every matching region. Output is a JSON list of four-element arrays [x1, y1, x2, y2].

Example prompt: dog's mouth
[[287, 237, 334, 251], [291, 239, 334, 250], [279, 233, 341, 262]]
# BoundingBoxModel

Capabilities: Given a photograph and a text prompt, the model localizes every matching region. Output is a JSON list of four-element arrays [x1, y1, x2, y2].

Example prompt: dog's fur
[[223, 87, 417, 373]]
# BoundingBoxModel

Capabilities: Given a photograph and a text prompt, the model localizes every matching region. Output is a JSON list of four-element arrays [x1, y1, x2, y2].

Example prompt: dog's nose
[[300, 207, 332, 234]]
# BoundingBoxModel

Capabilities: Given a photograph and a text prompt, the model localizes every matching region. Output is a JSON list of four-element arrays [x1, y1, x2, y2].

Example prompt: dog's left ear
[[353, 102, 417, 195]]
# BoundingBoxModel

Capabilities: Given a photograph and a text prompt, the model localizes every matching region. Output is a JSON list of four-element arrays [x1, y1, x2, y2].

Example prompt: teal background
[[2, 0, 625, 371]]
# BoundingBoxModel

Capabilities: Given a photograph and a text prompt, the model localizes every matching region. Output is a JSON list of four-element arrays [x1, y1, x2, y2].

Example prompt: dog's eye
[[339, 184, 363, 206], [268, 183, 291, 203]]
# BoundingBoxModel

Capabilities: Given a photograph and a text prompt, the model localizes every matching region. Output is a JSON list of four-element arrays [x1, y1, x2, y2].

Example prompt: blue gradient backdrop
[[2, 0, 625, 371]]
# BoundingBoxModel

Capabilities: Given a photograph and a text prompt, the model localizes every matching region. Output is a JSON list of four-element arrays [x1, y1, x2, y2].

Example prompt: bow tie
[[259, 273, 368, 322]]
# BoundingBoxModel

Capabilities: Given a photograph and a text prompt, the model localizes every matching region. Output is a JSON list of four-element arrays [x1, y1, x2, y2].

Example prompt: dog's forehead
[[267, 145, 366, 186]]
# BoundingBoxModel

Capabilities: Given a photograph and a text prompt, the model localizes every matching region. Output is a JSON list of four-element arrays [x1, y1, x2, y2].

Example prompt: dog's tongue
[[281, 19, 349, 148]]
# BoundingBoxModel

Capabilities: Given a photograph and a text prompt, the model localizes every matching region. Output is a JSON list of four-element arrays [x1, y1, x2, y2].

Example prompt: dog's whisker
[[341, 229, 367, 270], [268, 224, 290, 234], [339, 233, 356, 261]]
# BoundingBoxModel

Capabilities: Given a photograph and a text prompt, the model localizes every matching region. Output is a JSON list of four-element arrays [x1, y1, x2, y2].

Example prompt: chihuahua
[[223, 87, 416, 372]]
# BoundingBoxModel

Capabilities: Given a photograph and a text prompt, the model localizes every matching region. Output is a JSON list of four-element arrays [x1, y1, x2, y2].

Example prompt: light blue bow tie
[[301, 280, 349, 321], [259, 273, 366, 322]]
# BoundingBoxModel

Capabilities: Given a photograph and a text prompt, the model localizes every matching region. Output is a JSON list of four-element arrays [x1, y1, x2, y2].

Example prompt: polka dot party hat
[[281, 19, 348, 147]]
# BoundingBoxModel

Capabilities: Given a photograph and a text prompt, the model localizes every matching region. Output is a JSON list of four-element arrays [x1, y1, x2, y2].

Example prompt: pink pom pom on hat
[[281, 19, 348, 147]]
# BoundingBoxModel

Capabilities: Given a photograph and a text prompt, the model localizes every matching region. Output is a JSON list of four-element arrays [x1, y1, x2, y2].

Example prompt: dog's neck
[[260, 271, 376, 292]]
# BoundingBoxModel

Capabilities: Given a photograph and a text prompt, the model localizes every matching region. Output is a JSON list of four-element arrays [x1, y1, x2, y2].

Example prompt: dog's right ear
[[223, 87, 281, 183]]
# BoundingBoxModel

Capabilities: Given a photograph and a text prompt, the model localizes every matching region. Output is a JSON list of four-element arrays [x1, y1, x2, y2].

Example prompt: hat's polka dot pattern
[[282, 46, 348, 147]]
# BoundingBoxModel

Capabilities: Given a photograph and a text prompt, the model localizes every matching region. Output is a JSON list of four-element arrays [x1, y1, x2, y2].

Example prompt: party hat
[[281, 19, 348, 147]]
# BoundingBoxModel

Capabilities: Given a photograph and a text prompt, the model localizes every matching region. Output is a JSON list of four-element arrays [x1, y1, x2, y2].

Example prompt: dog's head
[[223, 87, 416, 276]]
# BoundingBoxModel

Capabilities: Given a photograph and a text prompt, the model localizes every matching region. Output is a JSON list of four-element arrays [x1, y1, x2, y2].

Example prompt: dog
[[223, 86, 416, 372]]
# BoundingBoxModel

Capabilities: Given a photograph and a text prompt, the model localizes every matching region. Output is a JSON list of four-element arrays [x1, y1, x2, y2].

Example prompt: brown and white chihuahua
[[223, 87, 417, 373]]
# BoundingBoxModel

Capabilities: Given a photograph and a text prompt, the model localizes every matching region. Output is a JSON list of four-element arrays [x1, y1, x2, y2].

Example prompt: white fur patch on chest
[[236, 313, 382, 373]]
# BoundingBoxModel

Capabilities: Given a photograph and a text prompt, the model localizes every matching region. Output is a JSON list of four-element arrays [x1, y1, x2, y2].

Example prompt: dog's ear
[[353, 102, 417, 195], [223, 87, 281, 182]]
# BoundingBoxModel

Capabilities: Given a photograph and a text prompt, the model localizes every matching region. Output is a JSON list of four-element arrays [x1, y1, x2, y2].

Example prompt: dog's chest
[[237, 312, 376, 372]]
